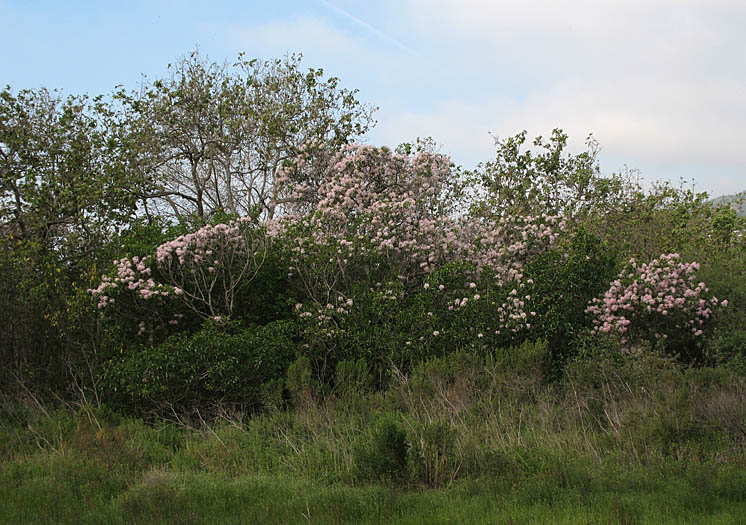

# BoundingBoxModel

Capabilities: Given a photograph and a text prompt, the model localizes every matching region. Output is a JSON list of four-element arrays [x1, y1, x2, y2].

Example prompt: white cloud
[[378, 0, 746, 194], [214, 1, 745, 195]]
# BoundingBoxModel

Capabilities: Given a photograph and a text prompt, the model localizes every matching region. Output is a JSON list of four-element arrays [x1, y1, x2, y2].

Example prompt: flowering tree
[[90, 218, 266, 336], [265, 143, 566, 371], [274, 144, 563, 294], [586, 253, 726, 360], [271, 144, 457, 301]]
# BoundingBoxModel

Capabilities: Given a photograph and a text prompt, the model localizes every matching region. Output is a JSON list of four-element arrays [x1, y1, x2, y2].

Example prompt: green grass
[[2, 342, 746, 523], [3, 464, 746, 524]]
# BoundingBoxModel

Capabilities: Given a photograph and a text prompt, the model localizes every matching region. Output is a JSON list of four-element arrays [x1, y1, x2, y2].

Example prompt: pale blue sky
[[2, 0, 745, 196]]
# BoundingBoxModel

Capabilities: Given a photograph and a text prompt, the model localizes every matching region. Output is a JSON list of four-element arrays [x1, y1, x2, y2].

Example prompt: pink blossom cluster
[[90, 217, 264, 325], [275, 144, 562, 304], [155, 218, 252, 266], [91, 141, 567, 344], [294, 297, 357, 339], [275, 143, 456, 274], [272, 143, 565, 340], [587, 253, 726, 350], [459, 215, 564, 284], [88, 255, 167, 309]]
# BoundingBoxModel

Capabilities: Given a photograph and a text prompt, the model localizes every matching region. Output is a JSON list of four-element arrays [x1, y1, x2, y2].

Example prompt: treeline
[[1, 51, 745, 416]]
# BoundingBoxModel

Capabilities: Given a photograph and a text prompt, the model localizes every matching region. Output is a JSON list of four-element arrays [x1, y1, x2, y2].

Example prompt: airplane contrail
[[318, 0, 418, 55]]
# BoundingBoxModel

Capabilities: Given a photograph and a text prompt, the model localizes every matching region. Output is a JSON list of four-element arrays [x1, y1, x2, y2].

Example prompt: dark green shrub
[[102, 320, 298, 415], [231, 240, 295, 326], [698, 249, 746, 367], [352, 413, 409, 483], [409, 419, 459, 488], [524, 227, 620, 376], [408, 351, 481, 401], [334, 359, 373, 397], [286, 355, 315, 408]]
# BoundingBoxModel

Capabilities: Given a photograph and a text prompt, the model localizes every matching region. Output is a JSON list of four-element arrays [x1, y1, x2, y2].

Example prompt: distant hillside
[[711, 191, 746, 216]]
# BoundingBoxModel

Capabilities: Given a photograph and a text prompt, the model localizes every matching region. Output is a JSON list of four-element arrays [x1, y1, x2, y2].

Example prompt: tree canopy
[[113, 52, 376, 223]]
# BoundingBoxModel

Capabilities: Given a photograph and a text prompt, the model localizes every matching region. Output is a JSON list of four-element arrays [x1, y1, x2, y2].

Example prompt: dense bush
[[353, 413, 409, 483], [3, 52, 745, 413], [101, 320, 298, 415], [79, 136, 744, 407], [523, 227, 621, 373], [587, 253, 725, 362], [697, 248, 746, 368]]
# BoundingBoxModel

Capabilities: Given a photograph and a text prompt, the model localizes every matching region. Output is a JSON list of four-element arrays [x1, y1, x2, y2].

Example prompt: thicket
[[2, 51, 745, 421]]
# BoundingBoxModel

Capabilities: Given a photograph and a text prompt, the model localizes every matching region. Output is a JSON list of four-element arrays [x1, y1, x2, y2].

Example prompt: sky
[[2, 0, 744, 197]]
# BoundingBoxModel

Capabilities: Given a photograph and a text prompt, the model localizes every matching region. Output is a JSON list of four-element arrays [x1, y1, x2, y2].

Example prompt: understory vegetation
[[2, 50, 746, 522], [3, 345, 746, 523]]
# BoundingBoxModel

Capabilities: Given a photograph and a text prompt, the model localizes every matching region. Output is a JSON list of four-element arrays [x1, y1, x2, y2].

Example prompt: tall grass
[[2, 341, 746, 523]]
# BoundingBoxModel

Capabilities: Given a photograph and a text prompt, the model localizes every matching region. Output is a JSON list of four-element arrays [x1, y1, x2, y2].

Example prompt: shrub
[[352, 413, 409, 483], [697, 249, 746, 367], [90, 218, 273, 342], [409, 419, 459, 488], [273, 144, 565, 380], [587, 253, 725, 362], [102, 320, 298, 415], [286, 355, 315, 408], [523, 227, 620, 374], [334, 359, 373, 397]]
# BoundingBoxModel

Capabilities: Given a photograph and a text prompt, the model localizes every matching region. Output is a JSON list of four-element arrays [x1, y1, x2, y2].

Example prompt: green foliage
[[3, 37, 746, 437], [407, 351, 483, 400], [0, 86, 138, 254], [415, 261, 510, 354], [113, 51, 375, 222], [353, 412, 409, 483], [698, 248, 746, 367], [116, 468, 189, 522], [102, 320, 298, 414], [231, 237, 295, 326], [409, 419, 459, 488], [5, 352, 746, 522], [524, 227, 621, 374], [472, 129, 629, 221], [334, 358, 373, 397], [593, 179, 729, 263], [285, 354, 315, 408], [0, 86, 141, 396]]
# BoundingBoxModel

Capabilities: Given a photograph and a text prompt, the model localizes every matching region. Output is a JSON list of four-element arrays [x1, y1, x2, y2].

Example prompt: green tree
[[1, 87, 137, 256], [115, 51, 375, 223], [471, 129, 631, 222], [0, 86, 140, 395]]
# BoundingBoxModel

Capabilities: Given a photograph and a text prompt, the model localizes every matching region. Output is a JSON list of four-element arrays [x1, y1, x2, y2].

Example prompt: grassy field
[[3, 342, 746, 524]]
